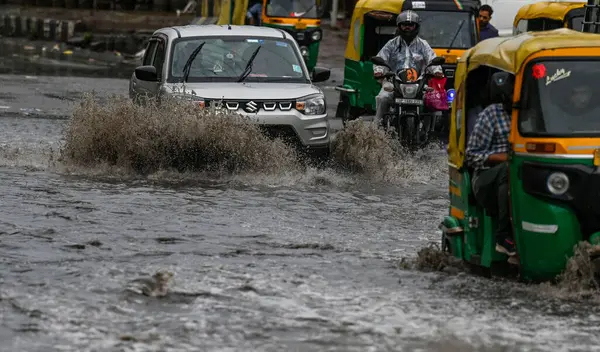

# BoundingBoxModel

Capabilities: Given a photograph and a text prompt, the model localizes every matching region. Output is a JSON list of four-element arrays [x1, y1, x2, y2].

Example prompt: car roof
[[155, 25, 293, 41]]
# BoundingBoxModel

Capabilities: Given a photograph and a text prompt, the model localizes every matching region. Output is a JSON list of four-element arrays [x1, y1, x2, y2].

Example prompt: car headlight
[[297, 94, 325, 115], [399, 84, 419, 99], [311, 30, 322, 41], [547, 172, 569, 195]]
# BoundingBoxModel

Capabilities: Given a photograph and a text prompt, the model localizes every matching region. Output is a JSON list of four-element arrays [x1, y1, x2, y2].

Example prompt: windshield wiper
[[447, 20, 465, 53], [182, 42, 206, 83], [237, 45, 262, 83]]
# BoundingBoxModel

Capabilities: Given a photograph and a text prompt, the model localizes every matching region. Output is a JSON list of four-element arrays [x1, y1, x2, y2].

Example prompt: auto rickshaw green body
[[441, 28, 600, 282]]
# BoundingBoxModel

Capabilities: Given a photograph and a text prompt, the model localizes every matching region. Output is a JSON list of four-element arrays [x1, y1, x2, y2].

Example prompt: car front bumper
[[224, 109, 330, 149]]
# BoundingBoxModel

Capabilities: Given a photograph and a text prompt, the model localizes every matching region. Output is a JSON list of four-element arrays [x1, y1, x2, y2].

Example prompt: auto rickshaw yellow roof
[[352, 0, 404, 17], [459, 28, 600, 75], [513, 1, 585, 27]]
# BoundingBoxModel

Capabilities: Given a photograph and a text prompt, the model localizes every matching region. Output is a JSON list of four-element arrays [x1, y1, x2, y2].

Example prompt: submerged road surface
[[1, 40, 600, 352]]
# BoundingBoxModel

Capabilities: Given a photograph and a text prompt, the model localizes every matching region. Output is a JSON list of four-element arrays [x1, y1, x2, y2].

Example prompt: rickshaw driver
[[373, 10, 444, 124], [465, 72, 517, 258]]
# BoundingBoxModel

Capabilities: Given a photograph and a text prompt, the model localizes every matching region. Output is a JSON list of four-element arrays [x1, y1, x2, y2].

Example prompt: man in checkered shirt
[[465, 72, 517, 258]]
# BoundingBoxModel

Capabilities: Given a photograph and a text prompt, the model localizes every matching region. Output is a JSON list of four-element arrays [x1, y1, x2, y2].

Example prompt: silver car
[[129, 24, 332, 155]]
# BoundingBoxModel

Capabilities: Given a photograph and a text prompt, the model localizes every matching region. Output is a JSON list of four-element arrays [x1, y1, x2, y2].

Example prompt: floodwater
[[1, 37, 600, 352]]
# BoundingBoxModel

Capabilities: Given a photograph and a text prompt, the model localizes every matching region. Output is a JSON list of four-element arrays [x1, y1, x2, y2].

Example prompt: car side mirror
[[312, 67, 331, 83], [135, 65, 158, 82]]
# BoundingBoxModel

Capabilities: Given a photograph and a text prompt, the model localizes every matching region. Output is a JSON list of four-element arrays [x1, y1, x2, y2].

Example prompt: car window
[[168, 36, 309, 83], [154, 39, 166, 80], [143, 40, 158, 66]]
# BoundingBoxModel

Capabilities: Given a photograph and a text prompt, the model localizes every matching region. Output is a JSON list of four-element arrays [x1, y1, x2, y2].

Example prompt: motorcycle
[[371, 55, 446, 148]]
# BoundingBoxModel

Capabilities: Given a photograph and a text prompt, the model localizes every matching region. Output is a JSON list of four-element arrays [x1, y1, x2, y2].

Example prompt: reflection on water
[[0, 38, 138, 79]]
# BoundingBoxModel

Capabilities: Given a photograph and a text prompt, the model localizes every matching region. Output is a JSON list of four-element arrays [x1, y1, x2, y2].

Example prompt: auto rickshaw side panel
[[444, 55, 507, 268]]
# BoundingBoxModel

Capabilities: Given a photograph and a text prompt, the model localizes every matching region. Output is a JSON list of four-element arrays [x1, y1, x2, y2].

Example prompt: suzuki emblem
[[245, 101, 258, 113]]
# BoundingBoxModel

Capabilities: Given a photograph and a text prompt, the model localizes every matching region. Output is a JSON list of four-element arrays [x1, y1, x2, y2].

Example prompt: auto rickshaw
[[334, 0, 405, 121], [334, 0, 480, 126], [513, 1, 585, 35], [440, 28, 600, 282], [401, 0, 481, 110], [261, 0, 324, 73]]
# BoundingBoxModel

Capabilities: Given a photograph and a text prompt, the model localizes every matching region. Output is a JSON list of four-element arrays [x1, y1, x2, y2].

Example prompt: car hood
[[162, 82, 322, 100]]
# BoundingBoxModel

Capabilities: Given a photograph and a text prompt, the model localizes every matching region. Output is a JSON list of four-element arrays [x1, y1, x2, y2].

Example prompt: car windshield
[[168, 36, 309, 83], [265, 0, 318, 18], [519, 60, 600, 137], [417, 11, 476, 49]]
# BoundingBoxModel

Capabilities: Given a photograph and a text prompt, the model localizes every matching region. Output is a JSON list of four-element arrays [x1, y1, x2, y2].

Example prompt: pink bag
[[424, 77, 449, 111]]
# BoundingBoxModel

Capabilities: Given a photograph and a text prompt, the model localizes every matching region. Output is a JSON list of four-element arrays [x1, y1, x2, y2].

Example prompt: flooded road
[[1, 43, 600, 352]]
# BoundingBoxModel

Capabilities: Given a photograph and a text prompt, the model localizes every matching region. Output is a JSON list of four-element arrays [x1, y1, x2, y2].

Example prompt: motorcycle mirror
[[429, 57, 446, 66], [370, 56, 391, 69]]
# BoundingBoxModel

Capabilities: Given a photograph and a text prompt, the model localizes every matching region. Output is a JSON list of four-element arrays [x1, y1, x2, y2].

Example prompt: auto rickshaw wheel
[[441, 231, 451, 254]]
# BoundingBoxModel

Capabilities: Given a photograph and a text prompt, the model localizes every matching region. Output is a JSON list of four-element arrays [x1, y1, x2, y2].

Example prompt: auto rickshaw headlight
[[311, 30, 322, 42], [547, 172, 569, 195], [300, 46, 309, 58]]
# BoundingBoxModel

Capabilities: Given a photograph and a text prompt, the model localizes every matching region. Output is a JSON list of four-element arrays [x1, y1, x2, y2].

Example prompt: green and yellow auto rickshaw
[[401, 0, 480, 109], [334, 0, 405, 121], [261, 0, 324, 73], [440, 28, 600, 282], [513, 1, 585, 35]]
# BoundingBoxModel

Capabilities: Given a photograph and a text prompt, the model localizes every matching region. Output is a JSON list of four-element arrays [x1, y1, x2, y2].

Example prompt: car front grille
[[206, 99, 294, 113]]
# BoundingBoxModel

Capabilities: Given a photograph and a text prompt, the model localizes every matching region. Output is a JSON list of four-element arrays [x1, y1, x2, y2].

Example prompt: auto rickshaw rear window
[[527, 18, 563, 31], [265, 0, 319, 18], [571, 16, 584, 30], [519, 60, 600, 137]]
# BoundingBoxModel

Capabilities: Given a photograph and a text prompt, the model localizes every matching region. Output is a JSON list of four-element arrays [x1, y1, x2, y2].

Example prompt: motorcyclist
[[373, 10, 444, 124]]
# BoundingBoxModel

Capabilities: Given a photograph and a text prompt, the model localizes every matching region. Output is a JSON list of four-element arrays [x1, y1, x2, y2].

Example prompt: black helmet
[[490, 71, 515, 113], [396, 10, 420, 43]]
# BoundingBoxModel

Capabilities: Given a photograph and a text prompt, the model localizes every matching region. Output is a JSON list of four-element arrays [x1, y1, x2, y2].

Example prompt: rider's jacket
[[374, 36, 443, 77]]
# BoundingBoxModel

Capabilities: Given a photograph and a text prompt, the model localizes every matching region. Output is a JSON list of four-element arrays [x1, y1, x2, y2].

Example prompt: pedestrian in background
[[478, 5, 499, 41]]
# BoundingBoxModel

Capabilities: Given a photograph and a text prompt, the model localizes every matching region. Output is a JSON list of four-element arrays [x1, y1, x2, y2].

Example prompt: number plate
[[395, 98, 423, 105]]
